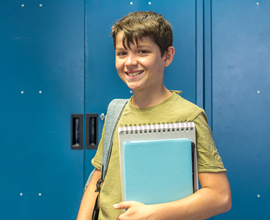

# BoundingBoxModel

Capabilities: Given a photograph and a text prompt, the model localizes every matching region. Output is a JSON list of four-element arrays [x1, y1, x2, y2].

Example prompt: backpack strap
[[94, 99, 128, 192], [101, 99, 129, 181]]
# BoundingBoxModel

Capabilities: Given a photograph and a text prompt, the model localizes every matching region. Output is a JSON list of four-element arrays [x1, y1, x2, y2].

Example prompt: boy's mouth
[[125, 70, 144, 77]]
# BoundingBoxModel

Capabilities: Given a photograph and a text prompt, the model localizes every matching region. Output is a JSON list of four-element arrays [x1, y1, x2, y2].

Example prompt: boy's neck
[[131, 85, 172, 108]]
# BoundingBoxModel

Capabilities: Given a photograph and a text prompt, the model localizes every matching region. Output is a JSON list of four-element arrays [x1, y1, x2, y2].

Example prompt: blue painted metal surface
[[196, 0, 204, 109], [211, 0, 270, 219], [0, 0, 84, 219], [203, 0, 213, 129], [3, 0, 261, 218], [84, 0, 197, 183], [0, 1, 197, 218]]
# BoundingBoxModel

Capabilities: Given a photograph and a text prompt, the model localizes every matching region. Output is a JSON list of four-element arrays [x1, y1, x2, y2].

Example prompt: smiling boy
[[115, 30, 173, 108], [77, 11, 231, 220]]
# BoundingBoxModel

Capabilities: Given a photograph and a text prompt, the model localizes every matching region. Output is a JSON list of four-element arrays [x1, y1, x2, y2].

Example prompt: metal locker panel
[[211, 0, 270, 219], [84, 0, 196, 183], [196, 0, 204, 109], [203, 0, 213, 128], [0, 1, 84, 219]]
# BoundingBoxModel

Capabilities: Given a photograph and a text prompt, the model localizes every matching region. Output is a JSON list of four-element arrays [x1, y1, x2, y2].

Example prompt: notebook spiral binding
[[119, 122, 195, 134]]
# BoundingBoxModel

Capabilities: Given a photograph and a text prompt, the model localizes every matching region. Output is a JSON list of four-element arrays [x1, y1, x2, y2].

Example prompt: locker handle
[[86, 114, 98, 149], [71, 114, 83, 150]]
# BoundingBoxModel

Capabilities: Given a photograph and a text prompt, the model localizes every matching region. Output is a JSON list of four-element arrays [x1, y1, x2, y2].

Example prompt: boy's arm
[[77, 169, 101, 220], [114, 172, 231, 220]]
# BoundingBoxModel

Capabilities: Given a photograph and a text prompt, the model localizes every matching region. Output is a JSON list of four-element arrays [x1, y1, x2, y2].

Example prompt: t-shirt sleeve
[[194, 111, 227, 173], [91, 118, 106, 170]]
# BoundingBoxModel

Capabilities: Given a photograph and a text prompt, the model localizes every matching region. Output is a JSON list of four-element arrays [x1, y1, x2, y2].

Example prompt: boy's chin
[[126, 85, 143, 91], [125, 83, 141, 91]]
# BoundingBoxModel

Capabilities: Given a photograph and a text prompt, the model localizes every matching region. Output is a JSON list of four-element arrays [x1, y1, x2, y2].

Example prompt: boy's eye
[[139, 50, 148, 54], [117, 51, 127, 56]]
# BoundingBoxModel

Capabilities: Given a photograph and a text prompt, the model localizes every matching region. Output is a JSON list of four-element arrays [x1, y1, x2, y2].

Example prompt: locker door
[[0, 0, 197, 219], [0, 1, 84, 219], [210, 0, 270, 219], [84, 0, 197, 180]]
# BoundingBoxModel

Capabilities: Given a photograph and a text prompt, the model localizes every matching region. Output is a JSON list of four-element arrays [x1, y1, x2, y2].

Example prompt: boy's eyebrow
[[115, 47, 125, 50], [136, 45, 151, 48]]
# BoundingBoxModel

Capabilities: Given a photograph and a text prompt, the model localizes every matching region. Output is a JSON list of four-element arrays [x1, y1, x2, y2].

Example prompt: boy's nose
[[125, 54, 138, 66]]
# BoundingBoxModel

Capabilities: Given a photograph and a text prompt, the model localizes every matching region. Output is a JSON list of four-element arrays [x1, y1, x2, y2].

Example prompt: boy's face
[[115, 31, 167, 92]]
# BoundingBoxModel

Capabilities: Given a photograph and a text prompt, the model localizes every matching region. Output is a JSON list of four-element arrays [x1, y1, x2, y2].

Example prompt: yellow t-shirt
[[92, 91, 226, 219]]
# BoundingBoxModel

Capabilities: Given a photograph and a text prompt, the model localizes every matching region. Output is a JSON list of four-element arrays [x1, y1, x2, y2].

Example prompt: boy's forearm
[[150, 188, 230, 220], [149, 173, 231, 220], [77, 169, 101, 220]]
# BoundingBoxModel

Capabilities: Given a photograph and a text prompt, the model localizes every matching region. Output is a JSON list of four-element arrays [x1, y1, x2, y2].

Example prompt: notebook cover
[[123, 138, 193, 205]]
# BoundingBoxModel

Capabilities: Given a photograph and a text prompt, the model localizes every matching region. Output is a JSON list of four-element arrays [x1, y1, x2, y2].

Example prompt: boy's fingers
[[113, 201, 134, 210]]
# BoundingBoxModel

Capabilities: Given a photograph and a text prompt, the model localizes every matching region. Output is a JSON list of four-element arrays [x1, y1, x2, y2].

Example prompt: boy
[[77, 11, 231, 220]]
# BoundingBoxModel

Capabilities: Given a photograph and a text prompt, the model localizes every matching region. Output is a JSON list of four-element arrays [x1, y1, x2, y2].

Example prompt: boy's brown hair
[[111, 11, 173, 56]]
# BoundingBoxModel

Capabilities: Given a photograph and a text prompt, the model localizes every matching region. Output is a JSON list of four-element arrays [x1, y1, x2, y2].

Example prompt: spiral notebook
[[118, 122, 198, 205]]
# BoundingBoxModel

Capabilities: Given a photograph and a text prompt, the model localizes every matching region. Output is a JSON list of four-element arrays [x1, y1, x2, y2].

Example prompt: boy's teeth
[[127, 71, 142, 76]]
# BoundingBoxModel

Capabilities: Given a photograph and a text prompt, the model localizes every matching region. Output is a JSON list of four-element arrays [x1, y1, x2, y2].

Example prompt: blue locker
[[1, 0, 248, 219], [1, 0, 197, 219], [0, 1, 85, 219], [210, 0, 270, 219]]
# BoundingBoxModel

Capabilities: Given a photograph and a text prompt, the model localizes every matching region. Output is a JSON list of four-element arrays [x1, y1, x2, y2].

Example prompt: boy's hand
[[113, 201, 156, 220]]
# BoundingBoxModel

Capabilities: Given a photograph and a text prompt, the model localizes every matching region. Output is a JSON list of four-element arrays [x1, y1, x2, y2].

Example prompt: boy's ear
[[164, 46, 175, 67]]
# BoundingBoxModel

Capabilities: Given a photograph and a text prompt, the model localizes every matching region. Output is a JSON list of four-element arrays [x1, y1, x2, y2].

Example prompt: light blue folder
[[122, 138, 194, 205]]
